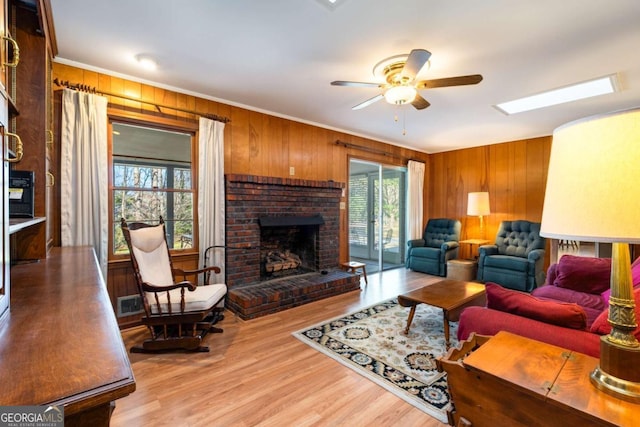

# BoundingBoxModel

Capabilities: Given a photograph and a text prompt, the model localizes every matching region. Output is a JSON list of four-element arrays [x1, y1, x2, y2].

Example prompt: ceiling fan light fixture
[[315, 0, 347, 11], [384, 85, 417, 105]]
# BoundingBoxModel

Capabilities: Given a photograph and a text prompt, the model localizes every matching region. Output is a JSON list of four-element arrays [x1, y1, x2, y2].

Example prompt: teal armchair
[[476, 220, 546, 292], [407, 218, 461, 276]]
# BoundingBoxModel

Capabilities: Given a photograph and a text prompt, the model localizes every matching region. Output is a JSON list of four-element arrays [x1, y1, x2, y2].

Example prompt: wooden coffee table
[[398, 279, 486, 348]]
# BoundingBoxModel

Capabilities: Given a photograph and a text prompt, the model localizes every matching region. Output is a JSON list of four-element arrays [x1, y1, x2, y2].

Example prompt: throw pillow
[[553, 255, 611, 294], [601, 281, 640, 305], [600, 256, 640, 304], [485, 283, 587, 330], [633, 256, 640, 286], [591, 287, 640, 339]]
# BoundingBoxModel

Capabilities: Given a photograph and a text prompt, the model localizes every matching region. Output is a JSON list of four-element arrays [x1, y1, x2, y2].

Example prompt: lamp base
[[590, 336, 640, 402]]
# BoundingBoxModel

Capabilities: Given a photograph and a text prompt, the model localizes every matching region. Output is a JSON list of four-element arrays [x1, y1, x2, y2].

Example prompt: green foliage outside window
[[111, 122, 194, 255]]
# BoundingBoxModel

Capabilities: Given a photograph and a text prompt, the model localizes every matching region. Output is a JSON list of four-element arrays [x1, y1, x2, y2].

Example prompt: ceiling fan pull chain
[[403, 110, 407, 136]]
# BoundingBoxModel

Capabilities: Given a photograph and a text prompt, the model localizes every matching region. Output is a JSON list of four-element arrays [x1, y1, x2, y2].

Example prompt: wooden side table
[[459, 238, 490, 259], [439, 331, 637, 426], [341, 261, 367, 284]]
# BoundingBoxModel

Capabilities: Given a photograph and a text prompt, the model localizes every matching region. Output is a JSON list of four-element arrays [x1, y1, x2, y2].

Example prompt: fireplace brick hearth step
[[226, 270, 361, 320]]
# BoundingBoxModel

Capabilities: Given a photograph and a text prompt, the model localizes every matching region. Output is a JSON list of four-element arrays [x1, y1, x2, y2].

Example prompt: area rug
[[292, 299, 457, 423]]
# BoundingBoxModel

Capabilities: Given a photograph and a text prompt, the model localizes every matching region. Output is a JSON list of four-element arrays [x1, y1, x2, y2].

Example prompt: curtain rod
[[53, 78, 231, 124], [335, 140, 399, 157], [335, 140, 423, 163]]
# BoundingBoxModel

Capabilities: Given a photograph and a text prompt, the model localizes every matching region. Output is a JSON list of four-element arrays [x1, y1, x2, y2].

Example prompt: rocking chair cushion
[[148, 283, 227, 315], [129, 225, 175, 287]]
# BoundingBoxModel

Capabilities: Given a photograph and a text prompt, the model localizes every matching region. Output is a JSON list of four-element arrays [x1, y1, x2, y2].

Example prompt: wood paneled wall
[[428, 137, 552, 260], [52, 63, 431, 326], [47, 63, 640, 329]]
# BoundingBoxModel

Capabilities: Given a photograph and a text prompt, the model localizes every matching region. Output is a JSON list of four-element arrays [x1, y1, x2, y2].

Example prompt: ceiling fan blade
[[400, 49, 431, 81], [416, 74, 483, 89], [411, 94, 430, 110], [331, 80, 382, 88], [352, 94, 384, 110]]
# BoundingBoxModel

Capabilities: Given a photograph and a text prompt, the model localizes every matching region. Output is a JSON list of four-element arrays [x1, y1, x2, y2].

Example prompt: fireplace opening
[[259, 215, 323, 280]]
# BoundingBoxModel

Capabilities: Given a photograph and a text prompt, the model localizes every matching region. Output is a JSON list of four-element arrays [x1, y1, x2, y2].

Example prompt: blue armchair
[[407, 218, 461, 276], [476, 220, 546, 292]]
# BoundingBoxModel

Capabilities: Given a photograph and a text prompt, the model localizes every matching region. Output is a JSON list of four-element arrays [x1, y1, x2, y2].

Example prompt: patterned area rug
[[292, 299, 458, 423]]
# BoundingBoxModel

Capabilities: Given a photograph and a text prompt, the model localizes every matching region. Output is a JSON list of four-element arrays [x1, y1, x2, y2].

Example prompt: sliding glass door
[[348, 159, 406, 273]]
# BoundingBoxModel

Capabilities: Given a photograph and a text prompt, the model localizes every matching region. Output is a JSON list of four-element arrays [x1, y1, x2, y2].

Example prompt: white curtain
[[198, 117, 226, 284], [60, 89, 109, 278], [407, 160, 425, 240]]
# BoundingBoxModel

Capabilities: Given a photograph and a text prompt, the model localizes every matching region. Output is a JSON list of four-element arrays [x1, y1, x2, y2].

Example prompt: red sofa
[[458, 255, 640, 358]]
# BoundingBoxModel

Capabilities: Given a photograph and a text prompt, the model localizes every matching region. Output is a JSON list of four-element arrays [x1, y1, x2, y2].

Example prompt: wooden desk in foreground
[[0, 247, 135, 426]]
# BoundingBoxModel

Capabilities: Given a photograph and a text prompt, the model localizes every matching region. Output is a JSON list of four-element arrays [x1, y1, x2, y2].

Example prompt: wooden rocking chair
[[121, 217, 227, 353]]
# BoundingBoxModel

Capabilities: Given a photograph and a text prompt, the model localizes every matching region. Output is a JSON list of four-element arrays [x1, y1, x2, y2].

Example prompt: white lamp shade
[[467, 192, 490, 216], [541, 107, 640, 243]]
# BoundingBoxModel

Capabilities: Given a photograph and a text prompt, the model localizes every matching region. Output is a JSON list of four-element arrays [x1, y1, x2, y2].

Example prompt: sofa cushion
[[591, 287, 640, 339], [457, 306, 601, 358], [634, 256, 640, 284], [553, 255, 611, 294], [486, 283, 587, 330], [601, 281, 640, 305], [599, 257, 640, 304], [634, 257, 640, 283], [532, 285, 605, 311]]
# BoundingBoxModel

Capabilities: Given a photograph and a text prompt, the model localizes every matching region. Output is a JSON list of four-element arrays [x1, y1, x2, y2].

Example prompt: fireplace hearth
[[224, 174, 360, 319]]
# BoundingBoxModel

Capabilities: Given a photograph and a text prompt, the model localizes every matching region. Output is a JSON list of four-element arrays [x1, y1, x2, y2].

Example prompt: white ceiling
[[49, 0, 640, 153]]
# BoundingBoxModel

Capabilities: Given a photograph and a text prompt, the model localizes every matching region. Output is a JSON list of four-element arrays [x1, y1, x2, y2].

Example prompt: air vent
[[117, 294, 143, 317]]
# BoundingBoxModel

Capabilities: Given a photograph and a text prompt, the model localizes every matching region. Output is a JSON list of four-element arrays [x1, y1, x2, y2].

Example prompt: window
[[111, 122, 195, 255]]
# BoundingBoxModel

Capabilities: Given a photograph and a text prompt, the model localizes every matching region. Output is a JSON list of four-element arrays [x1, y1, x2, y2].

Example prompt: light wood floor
[[112, 268, 447, 427]]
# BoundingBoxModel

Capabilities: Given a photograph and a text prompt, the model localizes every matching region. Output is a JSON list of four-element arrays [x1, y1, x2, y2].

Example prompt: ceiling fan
[[331, 49, 483, 111]]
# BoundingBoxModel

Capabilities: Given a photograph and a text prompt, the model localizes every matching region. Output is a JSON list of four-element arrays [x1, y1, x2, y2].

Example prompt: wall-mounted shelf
[[8, 217, 45, 234]]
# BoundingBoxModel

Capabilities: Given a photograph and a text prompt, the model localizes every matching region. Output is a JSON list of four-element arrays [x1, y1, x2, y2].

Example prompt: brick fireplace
[[224, 174, 360, 319]]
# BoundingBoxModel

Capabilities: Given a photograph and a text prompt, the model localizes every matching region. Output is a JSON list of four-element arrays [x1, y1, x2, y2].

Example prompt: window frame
[[107, 111, 200, 261]]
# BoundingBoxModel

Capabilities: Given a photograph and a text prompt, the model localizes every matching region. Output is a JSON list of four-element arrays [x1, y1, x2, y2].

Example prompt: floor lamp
[[540, 107, 640, 402], [467, 192, 490, 239]]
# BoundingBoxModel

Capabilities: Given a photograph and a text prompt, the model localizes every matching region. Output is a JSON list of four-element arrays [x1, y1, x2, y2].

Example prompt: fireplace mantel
[[258, 214, 325, 227]]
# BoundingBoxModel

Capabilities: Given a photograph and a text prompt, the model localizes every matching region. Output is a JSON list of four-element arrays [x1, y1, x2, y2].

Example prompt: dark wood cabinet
[[10, 0, 55, 261], [0, 0, 11, 321]]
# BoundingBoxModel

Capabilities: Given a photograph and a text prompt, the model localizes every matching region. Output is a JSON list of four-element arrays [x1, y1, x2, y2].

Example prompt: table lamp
[[467, 192, 490, 239], [540, 107, 640, 402]]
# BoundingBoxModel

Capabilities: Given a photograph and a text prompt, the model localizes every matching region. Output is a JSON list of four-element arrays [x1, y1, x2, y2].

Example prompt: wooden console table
[[0, 247, 135, 426], [439, 331, 637, 426]]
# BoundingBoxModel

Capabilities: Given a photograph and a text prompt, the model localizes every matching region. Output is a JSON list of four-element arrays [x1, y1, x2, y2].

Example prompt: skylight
[[494, 74, 620, 115]]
